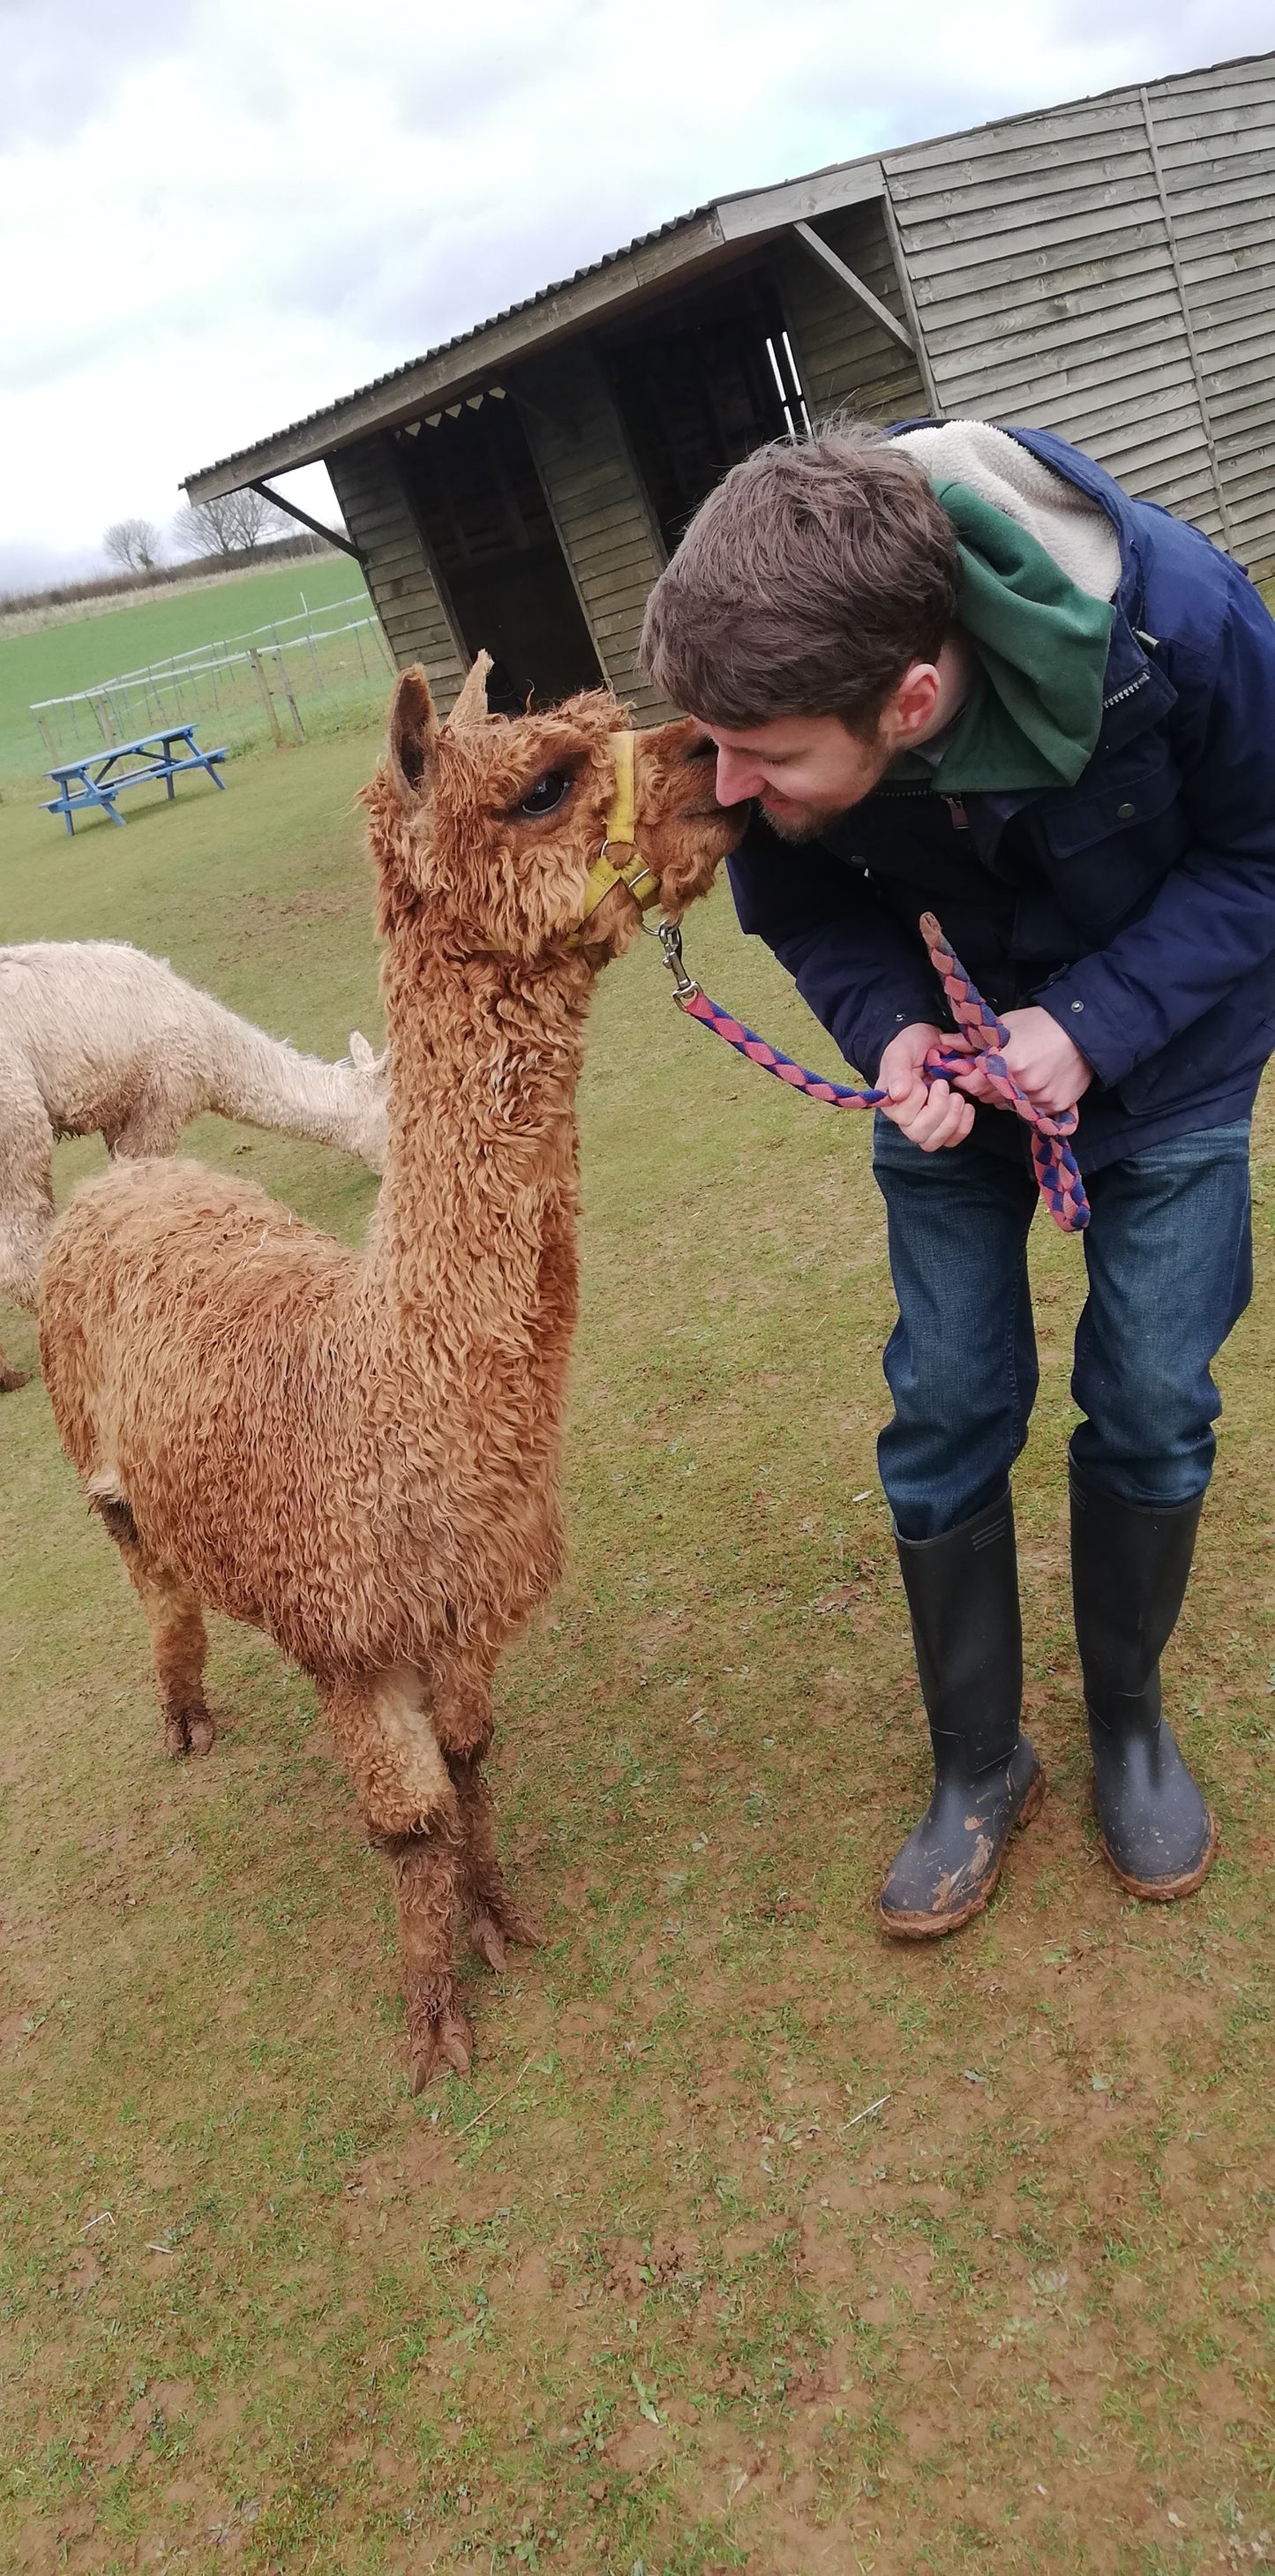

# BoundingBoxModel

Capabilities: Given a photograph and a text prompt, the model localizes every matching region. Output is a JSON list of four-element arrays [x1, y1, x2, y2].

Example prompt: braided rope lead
[[675, 910, 1090, 1235]]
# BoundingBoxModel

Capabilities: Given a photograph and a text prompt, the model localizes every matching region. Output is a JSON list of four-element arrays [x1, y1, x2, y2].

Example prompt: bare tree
[[103, 517, 163, 574], [171, 487, 292, 562]]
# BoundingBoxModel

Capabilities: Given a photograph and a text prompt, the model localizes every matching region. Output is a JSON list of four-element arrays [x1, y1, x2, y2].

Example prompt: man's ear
[[888, 660, 942, 747], [387, 666, 439, 800]]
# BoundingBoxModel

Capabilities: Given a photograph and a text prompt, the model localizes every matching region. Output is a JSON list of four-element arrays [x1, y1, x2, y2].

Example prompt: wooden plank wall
[[1151, 56, 1275, 575], [885, 90, 1226, 539], [513, 344, 671, 721], [326, 436, 467, 710], [774, 201, 928, 427], [884, 55, 1275, 575]]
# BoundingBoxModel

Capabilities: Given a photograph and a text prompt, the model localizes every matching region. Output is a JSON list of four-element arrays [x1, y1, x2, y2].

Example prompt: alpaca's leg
[[381, 1820, 471, 2090], [322, 1665, 471, 2089], [102, 1510, 215, 1757], [431, 1644, 542, 1969], [448, 1751, 543, 1971]]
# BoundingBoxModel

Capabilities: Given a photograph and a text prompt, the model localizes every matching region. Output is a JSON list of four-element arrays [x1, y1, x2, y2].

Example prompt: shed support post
[[1138, 88, 1234, 550], [880, 179, 943, 417], [247, 478, 364, 562], [791, 220, 916, 355]]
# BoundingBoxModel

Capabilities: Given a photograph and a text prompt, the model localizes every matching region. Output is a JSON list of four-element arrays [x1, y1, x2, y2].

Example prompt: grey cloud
[[369, 0, 596, 139], [0, 0, 201, 146], [389, 38, 562, 139], [256, 152, 678, 348]]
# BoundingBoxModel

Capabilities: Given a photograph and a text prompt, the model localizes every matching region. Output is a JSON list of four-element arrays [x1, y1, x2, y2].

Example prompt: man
[[641, 417, 1275, 1936]]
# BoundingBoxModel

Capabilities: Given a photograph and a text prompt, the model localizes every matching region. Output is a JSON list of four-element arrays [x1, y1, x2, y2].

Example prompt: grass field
[[0, 557, 371, 788], [1, 717, 1273, 2573]]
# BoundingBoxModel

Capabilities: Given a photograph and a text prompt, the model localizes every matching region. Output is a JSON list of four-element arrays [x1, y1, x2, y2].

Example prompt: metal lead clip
[[649, 917, 701, 1006]]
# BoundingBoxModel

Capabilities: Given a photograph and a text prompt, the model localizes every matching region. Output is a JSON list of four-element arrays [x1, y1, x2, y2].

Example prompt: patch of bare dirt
[[236, 889, 355, 928], [602, 2234, 700, 2298]]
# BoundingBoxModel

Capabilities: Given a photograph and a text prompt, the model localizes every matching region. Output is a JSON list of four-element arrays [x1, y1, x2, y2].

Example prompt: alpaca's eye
[[517, 770, 572, 817]]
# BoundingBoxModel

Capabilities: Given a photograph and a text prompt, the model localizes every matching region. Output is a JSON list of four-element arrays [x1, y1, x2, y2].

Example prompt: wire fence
[[29, 590, 399, 768]]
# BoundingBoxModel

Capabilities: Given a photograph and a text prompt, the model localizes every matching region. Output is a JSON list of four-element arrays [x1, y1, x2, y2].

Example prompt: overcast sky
[[2, 0, 1268, 586]]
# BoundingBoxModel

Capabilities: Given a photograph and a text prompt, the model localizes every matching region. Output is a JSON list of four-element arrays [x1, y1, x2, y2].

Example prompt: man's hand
[[945, 1005, 1093, 1117], [878, 1021, 975, 1152], [878, 1004, 1092, 1149]]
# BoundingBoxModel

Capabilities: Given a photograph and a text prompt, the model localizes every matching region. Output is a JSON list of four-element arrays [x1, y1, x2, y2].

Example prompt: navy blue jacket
[[726, 426, 1275, 1170]]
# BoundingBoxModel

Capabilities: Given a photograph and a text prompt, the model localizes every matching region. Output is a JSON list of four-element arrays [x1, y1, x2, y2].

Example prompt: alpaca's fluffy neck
[[206, 1004, 369, 1153], [369, 931, 591, 1440]]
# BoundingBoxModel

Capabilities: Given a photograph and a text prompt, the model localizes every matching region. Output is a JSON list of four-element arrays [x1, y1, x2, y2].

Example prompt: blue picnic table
[[42, 726, 229, 834]]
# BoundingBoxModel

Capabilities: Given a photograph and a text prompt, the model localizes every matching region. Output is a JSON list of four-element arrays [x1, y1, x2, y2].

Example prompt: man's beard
[[758, 738, 892, 842], [760, 797, 844, 844]]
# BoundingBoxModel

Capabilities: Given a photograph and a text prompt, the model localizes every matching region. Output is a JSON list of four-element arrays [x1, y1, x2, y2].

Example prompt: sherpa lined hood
[[884, 419, 1121, 793], [892, 419, 1121, 601]]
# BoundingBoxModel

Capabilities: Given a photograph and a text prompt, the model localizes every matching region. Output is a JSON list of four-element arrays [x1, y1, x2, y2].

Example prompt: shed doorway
[[603, 269, 811, 557], [395, 393, 604, 710]]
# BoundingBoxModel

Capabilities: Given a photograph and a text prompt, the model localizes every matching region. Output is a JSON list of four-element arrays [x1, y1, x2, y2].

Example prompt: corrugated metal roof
[[191, 201, 716, 487]]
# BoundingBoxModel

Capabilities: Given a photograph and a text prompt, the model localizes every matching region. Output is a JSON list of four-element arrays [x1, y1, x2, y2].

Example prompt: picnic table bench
[[42, 726, 229, 835]]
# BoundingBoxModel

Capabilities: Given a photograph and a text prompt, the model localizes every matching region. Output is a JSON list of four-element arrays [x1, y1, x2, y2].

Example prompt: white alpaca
[[0, 941, 386, 1392]]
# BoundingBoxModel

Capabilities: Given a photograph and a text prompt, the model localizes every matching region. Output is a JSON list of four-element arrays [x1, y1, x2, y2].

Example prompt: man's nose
[[715, 747, 761, 805]]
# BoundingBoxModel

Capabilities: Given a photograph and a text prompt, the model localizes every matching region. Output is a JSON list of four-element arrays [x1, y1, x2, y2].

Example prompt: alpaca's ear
[[446, 649, 493, 732], [387, 666, 439, 801], [348, 1031, 375, 1069]]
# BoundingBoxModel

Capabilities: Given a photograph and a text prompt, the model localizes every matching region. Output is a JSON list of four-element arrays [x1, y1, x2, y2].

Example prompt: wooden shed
[[184, 49, 1275, 720]]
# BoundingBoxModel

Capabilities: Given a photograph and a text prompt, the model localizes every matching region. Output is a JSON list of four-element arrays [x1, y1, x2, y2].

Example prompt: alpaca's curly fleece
[[38, 666, 735, 2089]]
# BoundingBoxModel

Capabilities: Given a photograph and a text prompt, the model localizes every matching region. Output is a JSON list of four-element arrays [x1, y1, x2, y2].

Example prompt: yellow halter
[[572, 732, 662, 937]]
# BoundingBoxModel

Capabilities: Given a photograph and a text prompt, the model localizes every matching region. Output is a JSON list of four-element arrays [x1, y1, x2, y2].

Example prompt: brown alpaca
[[39, 661, 734, 2089]]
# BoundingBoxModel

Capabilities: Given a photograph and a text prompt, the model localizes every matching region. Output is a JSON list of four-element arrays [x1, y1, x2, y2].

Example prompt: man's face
[[703, 714, 888, 838], [699, 661, 946, 840]]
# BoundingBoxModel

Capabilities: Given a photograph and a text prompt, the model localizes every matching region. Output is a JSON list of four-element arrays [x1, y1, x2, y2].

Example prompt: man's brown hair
[[640, 422, 960, 734]]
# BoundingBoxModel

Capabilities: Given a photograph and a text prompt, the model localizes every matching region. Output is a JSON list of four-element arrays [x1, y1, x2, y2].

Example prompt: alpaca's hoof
[[409, 2008, 474, 2093], [468, 1898, 543, 1971], [499, 1900, 543, 1952], [468, 1913, 508, 1972], [0, 1367, 30, 1394], [163, 1708, 217, 1758]]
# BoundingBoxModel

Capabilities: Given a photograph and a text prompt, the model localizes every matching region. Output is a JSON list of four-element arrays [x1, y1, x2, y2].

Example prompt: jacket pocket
[[1035, 737, 1189, 945]]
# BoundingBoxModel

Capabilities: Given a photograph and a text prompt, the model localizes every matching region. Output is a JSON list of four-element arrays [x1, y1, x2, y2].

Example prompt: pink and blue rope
[[678, 909, 1090, 1234]]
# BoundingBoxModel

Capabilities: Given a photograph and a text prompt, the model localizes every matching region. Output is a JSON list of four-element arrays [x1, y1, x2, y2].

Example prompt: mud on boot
[[881, 1734, 1043, 1936], [879, 1487, 1045, 1940]]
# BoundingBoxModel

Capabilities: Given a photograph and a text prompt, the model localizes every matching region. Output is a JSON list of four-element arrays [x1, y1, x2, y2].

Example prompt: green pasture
[[1, 724, 1273, 2572], [0, 556, 371, 788]]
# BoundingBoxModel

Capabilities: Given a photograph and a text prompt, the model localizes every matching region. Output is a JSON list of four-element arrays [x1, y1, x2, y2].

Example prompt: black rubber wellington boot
[[1070, 1466, 1218, 1899], [880, 1489, 1044, 1939]]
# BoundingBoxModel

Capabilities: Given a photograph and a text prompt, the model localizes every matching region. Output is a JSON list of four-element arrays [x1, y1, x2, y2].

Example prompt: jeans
[[871, 1116, 1253, 1541]]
